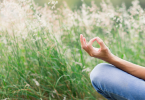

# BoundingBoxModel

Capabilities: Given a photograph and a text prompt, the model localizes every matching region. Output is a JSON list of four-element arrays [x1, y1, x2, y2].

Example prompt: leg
[[90, 63, 145, 100]]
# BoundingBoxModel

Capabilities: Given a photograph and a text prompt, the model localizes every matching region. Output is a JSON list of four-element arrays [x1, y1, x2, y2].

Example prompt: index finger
[[88, 37, 98, 46], [80, 34, 86, 49]]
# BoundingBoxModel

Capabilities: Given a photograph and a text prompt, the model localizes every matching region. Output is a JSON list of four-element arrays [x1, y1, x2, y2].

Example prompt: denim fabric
[[90, 63, 145, 100]]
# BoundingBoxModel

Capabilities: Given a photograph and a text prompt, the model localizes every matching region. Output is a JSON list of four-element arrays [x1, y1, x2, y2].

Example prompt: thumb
[[96, 37, 107, 50]]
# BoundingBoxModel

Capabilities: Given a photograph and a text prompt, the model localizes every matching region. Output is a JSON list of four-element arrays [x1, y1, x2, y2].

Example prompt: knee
[[90, 63, 115, 83]]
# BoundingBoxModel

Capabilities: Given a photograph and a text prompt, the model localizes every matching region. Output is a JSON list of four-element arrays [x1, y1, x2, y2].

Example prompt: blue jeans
[[90, 63, 145, 100]]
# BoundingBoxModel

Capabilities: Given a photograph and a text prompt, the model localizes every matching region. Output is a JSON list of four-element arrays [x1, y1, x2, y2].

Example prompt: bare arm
[[80, 34, 145, 80], [106, 55, 145, 80]]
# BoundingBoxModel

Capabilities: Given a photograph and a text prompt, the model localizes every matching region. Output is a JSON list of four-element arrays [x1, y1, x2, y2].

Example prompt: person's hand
[[80, 34, 114, 61]]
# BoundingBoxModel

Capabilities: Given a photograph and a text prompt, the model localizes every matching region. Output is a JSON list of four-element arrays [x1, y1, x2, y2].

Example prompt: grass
[[0, 0, 145, 99]]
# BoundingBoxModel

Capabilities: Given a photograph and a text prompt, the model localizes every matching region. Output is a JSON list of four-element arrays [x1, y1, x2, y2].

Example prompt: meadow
[[0, 0, 145, 99]]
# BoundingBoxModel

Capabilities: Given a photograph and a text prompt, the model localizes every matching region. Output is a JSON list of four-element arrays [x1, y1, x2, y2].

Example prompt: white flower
[[63, 96, 66, 100], [82, 68, 91, 72], [33, 79, 40, 86], [3, 39, 7, 45]]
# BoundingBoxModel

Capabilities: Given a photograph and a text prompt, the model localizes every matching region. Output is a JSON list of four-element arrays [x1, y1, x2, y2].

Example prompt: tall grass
[[0, 0, 145, 99]]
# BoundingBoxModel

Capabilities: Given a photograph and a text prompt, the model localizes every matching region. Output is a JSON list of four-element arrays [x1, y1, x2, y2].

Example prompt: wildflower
[[33, 79, 40, 86], [3, 39, 7, 45], [63, 96, 66, 100], [82, 68, 91, 72]]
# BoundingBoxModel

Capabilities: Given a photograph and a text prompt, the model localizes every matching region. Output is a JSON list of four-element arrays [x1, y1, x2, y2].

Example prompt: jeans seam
[[104, 90, 128, 100]]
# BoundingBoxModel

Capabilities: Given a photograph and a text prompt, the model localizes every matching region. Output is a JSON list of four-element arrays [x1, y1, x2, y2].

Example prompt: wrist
[[104, 53, 116, 63]]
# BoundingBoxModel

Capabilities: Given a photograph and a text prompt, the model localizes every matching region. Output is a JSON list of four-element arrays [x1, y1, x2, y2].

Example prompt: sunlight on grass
[[0, 0, 145, 99]]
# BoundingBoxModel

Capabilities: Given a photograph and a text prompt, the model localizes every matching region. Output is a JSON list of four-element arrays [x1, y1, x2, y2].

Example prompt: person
[[80, 34, 145, 100]]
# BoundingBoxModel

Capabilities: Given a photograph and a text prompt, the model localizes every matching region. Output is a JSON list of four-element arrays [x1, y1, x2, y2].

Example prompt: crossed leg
[[90, 63, 145, 100]]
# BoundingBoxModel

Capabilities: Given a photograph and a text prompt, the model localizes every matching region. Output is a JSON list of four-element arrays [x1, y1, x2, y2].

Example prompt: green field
[[0, 0, 145, 99]]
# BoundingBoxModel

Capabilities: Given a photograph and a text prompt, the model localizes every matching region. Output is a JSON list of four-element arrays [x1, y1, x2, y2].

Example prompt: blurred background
[[0, 0, 145, 99], [34, 0, 145, 9]]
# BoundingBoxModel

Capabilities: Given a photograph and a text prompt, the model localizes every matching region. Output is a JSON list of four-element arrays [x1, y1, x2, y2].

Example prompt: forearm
[[105, 54, 145, 80], [80, 34, 145, 80]]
